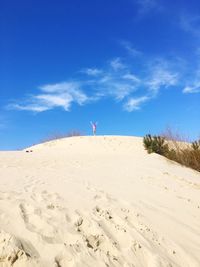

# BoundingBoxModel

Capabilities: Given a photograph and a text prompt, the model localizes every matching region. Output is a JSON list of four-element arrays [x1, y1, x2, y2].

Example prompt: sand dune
[[0, 136, 200, 266]]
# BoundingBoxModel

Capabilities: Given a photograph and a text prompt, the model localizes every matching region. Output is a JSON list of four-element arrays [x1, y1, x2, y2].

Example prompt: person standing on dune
[[90, 121, 97, 135]]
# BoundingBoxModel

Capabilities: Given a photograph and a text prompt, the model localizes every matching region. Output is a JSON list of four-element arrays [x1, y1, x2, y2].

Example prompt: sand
[[0, 136, 200, 267]]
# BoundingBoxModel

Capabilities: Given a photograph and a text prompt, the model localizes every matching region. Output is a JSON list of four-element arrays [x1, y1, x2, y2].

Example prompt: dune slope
[[0, 136, 200, 267]]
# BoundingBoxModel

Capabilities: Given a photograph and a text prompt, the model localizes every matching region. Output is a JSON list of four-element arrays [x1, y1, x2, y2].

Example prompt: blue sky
[[1, 0, 200, 149]]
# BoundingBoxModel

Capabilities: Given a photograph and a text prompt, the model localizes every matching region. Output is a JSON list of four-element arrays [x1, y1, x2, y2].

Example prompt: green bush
[[143, 134, 169, 155]]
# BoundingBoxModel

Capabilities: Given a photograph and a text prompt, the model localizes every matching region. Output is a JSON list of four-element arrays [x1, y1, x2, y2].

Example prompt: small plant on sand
[[143, 134, 169, 155]]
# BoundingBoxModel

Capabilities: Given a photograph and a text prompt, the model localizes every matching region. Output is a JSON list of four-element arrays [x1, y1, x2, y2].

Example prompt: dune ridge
[[0, 136, 200, 266]]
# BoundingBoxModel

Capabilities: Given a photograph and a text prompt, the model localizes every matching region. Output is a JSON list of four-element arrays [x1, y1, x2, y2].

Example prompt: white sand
[[0, 136, 200, 267]]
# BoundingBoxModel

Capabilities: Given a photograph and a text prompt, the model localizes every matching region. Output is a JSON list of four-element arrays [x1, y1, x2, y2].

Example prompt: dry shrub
[[160, 127, 190, 151], [160, 126, 190, 142], [167, 148, 200, 172], [66, 130, 83, 137], [41, 130, 83, 143]]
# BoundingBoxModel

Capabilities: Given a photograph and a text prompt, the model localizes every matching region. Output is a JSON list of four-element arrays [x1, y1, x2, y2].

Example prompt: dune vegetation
[[143, 130, 200, 172]]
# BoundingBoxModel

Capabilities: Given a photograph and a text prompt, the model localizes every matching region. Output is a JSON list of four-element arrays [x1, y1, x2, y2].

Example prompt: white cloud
[[105, 82, 137, 101], [182, 68, 200, 94], [122, 59, 179, 112], [97, 72, 139, 100], [148, 69, 178, 93], [183, 85, 200, 93], [35, 94, 73, 111], [39, 81, 79, 93], [10, 104, 49, 112], [8, 64, 140, 112], [39, 82, 88, 105], [123, 73, 141, 83], [8, 47, 185, 113], [120, 40, 142, 57], [85, 58, 141, 101], [110, 58, 126, 71], [9, 82, 89, 112], [180, 14, 200, 37], [136, 0, 161, 15], [82, 68, 103, 76], [94, 79, 137, 101], [146, 61, 178, 94], [183, 81, 200, 94], [124, 95, 150, 111]]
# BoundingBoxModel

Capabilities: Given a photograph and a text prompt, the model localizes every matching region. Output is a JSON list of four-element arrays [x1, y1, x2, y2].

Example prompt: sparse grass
[[144, 129, 200, 172], [41, 130, 83, 143], [160, 126, 190, 143]]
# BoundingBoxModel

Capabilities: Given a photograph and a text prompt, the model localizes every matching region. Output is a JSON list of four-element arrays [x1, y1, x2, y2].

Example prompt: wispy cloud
[[94, 61, 140, 101], [120, 40, 142, 57], [122, 73, 140, 83], [39, 82, 88, 105], [8, 58, 142, 112], [122, 59, 179, 110], [124, 95, 150, 111], [183, 77, 200, 94], [98, 78, 138, 101], [136, 0, 162, 15], [146, 61, 178, 94], [110, 58, 126, 71], [180, 14, 200, 37], [8, 47, 183, 113], [183, 85, 200, 94], [10, 103, 50, 112], [8, 82, 89, 112], [81, 68, 103, 76], [183, 69, 200, 93]]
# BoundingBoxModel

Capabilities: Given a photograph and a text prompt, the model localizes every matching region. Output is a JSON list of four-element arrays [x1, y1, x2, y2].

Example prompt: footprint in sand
[[19, 202, 62, 244]]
